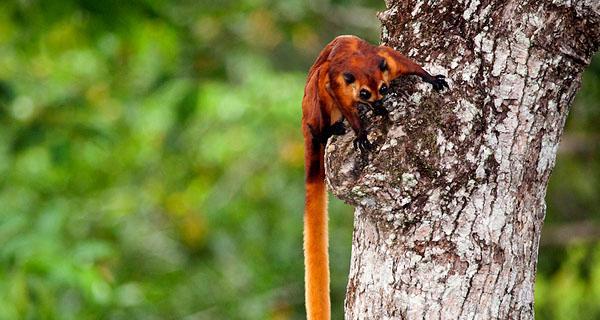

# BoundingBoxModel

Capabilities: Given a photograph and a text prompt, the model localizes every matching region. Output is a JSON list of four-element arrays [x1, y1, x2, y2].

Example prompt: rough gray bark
[[324, 0, 599, 319]]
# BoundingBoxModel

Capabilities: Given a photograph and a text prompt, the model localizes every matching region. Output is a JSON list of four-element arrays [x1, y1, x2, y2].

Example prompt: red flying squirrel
[[302, 35, 448, 320]]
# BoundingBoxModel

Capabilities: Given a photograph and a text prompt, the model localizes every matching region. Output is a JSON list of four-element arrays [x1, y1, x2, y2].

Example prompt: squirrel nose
[[372, 99, 383, 108]]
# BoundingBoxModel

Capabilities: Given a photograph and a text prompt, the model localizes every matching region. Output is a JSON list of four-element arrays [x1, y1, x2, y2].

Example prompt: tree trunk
[[324, 1, 599, 319]]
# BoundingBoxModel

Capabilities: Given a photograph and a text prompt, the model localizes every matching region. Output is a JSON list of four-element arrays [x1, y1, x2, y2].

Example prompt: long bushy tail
[[304, 139, 330, 320]]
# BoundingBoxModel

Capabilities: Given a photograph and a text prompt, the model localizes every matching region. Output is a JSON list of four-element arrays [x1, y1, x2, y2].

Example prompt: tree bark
[[324, 0, 599, 319]]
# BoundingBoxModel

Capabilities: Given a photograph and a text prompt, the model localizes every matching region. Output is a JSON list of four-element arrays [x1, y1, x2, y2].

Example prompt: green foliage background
[[0, 0, 597, 319]]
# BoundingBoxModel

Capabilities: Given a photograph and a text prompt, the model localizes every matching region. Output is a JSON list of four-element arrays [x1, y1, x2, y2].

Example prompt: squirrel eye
[[379, 84, 388, 95], [343, 72, 355, 84], [359, 89, 371, 100], [379, 59, 388, 71]]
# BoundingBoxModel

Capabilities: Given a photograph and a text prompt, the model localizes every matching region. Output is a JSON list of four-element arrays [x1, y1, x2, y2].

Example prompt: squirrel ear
[[343, 72, 355, 84], [379, 59, 388, 71]]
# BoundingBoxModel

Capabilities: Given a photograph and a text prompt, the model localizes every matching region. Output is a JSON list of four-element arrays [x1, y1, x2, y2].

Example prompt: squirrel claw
[[428, 74, 449, 91], [353, 135, 373, 153]]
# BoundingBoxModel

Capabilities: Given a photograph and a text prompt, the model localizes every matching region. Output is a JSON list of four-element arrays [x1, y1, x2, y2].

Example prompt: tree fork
[[325, 0, 599, 318]]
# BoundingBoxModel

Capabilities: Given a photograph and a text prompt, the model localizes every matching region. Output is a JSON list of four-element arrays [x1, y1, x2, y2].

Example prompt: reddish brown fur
[[303, 36, 386, 142], [302, 35, 448, 320]]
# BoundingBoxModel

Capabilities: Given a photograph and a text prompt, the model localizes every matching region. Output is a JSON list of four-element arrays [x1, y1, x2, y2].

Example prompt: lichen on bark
[[325, 0, 599, 319]]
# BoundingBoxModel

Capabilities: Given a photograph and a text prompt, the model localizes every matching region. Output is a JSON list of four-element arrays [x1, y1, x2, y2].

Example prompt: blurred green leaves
[[536, 244, 600, 320], [0, 0, 336, 318]]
